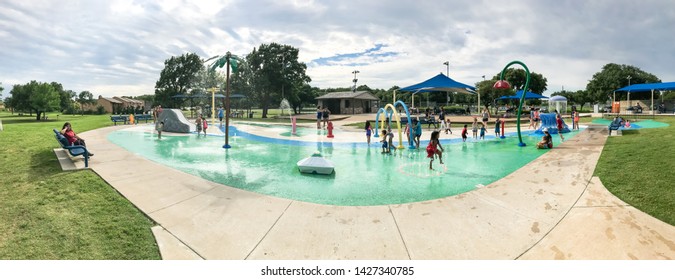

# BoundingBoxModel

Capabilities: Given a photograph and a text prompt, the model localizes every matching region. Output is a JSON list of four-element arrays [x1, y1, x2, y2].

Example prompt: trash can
[[249, 112, 254, 118]]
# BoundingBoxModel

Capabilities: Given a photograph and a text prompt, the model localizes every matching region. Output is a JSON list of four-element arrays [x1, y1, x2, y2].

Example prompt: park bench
[[134, 114, 152, 123], [110, 115, 128, 125], [53, 129, 90, 167]]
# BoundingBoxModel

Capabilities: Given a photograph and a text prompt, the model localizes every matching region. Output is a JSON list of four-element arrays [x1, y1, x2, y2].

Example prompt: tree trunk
[[35, 111, 42, 121]]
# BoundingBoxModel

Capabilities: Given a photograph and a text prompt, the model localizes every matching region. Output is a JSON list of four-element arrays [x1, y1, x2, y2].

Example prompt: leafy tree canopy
[[8, 81, 60, 120], [154, 52, 203, 108], [586, 63, 661, 104], [234, 43, 311, 118]]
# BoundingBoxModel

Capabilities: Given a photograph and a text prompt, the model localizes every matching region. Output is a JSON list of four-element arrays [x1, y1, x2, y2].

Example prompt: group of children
[[460, 116, 502, 142], [365, 118, 449, 170], [365, 114, 511, 170]]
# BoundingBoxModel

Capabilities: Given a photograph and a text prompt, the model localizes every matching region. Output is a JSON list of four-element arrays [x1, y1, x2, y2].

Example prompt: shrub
[[96, 105, 106, 115]]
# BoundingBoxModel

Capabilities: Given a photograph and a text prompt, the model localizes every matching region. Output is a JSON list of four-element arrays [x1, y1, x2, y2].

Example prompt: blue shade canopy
[[615, 82, 675, 92], [498, 90, 548, 100], [399, 73, 476, 94]]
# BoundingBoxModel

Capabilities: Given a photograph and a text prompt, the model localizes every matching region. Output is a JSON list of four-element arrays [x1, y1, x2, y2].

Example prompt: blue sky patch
[[310, 43, 399, 67]]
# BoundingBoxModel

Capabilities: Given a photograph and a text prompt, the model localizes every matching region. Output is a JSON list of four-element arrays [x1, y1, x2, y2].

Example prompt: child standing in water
[[479, 124, 486, 140], [196, 115, 203, 136], [380, 130, 389, 153], [387, 126, 394, 152], [405, 122, 411, 145], [461, 124, 468, 142], [556, 112, 565, 141], [414, 119, 422, 149], [202, 117, 208, 136], [494, 117, 501, 138], [472, 117, 478, 139], [427, 130, 444, 170], [156, 120, 164, 139], [365, 121, 372, 145], [444, 118, 452, 134]]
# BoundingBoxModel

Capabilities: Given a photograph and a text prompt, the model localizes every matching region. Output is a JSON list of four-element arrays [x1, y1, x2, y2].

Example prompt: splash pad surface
[[107, 124, 580, 206]]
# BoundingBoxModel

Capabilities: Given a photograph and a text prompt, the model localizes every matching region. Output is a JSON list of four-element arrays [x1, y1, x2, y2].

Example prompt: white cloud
[[1, 0, 674, 98]]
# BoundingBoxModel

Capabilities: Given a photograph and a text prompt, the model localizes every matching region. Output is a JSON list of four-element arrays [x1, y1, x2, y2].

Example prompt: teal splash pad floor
[[108, 126, 580, 206], [591, 119, 669, 129]]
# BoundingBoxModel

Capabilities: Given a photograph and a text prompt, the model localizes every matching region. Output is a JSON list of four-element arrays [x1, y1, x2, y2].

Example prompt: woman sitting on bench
[[61, 122, 94, 156]]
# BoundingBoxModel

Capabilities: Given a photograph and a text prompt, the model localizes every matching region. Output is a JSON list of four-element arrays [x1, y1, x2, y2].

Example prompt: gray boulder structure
[[158, 109, 193, 133]]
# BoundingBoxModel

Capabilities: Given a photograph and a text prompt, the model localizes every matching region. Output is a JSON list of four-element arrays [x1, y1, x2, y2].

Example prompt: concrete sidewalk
[[79, 124, 675, 259]]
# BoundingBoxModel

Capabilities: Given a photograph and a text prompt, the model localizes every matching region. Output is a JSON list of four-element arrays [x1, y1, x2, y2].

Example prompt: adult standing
[[218, 107, 224, 127], [533, 108, 540, 129], [322, 107, 330, 129], [316, 106, 322, 129], [481, 107, 490, 128], [155, 105, 163, 123]]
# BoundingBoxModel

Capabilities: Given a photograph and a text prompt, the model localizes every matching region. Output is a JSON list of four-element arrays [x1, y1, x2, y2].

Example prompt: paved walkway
[[76, 120, 675, 260]]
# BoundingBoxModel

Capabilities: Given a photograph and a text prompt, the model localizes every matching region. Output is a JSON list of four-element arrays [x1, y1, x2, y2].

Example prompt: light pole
[[281, 54, 287, 115], [478, 75, 485, 112], [627, 75, 632, 108], [443, 61, 449, 106], [494, 61, 531, 147], [352, 70, 360, 92], [209, 87, 219, 126]]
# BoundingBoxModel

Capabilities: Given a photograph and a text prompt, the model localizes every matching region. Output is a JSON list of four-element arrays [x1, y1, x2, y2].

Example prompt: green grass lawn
[[593, 116, 675, 226], [0, 112, 160, 259]]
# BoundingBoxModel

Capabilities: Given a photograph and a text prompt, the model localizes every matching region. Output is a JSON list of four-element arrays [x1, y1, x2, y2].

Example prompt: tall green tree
[[154, 53, 203, 108], [239, 43, 310, 118], [492, 69, 548, 94], [476, 78, 513, 113], [0, 82, 4, 98], [50, 82, 73, 112], [77, 90, 95, 114], [9, 81, 60, 120], [586, 63, 661, 104]]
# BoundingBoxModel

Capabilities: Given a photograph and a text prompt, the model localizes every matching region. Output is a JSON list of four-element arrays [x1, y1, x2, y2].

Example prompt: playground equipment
[[374, 100, 415, 149], [327, 121, 334, 138], [534, 113, 570, 134], [500, 119, 505, 139], [549, 95, 568, 115], [297, 152, 334, 175], [158, 109, 192, 133]]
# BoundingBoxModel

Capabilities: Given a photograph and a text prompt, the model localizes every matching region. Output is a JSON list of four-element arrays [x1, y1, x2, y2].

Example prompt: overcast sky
[[1, 0, 674, 98]]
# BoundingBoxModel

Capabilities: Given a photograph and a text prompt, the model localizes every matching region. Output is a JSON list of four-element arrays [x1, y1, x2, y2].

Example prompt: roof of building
[[113, 96, 143, 104], [98, 96, 122, 104], [315, 91, 380, 101]]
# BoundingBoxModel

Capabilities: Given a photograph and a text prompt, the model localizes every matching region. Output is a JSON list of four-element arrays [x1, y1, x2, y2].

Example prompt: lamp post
[[352, 70, 360, 92], [443, 61, 449, 106], [494, 61, 531, 147], [209, 87, 219, 126], [627, 75, 632, 108], [479, 75, 485, 112]]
